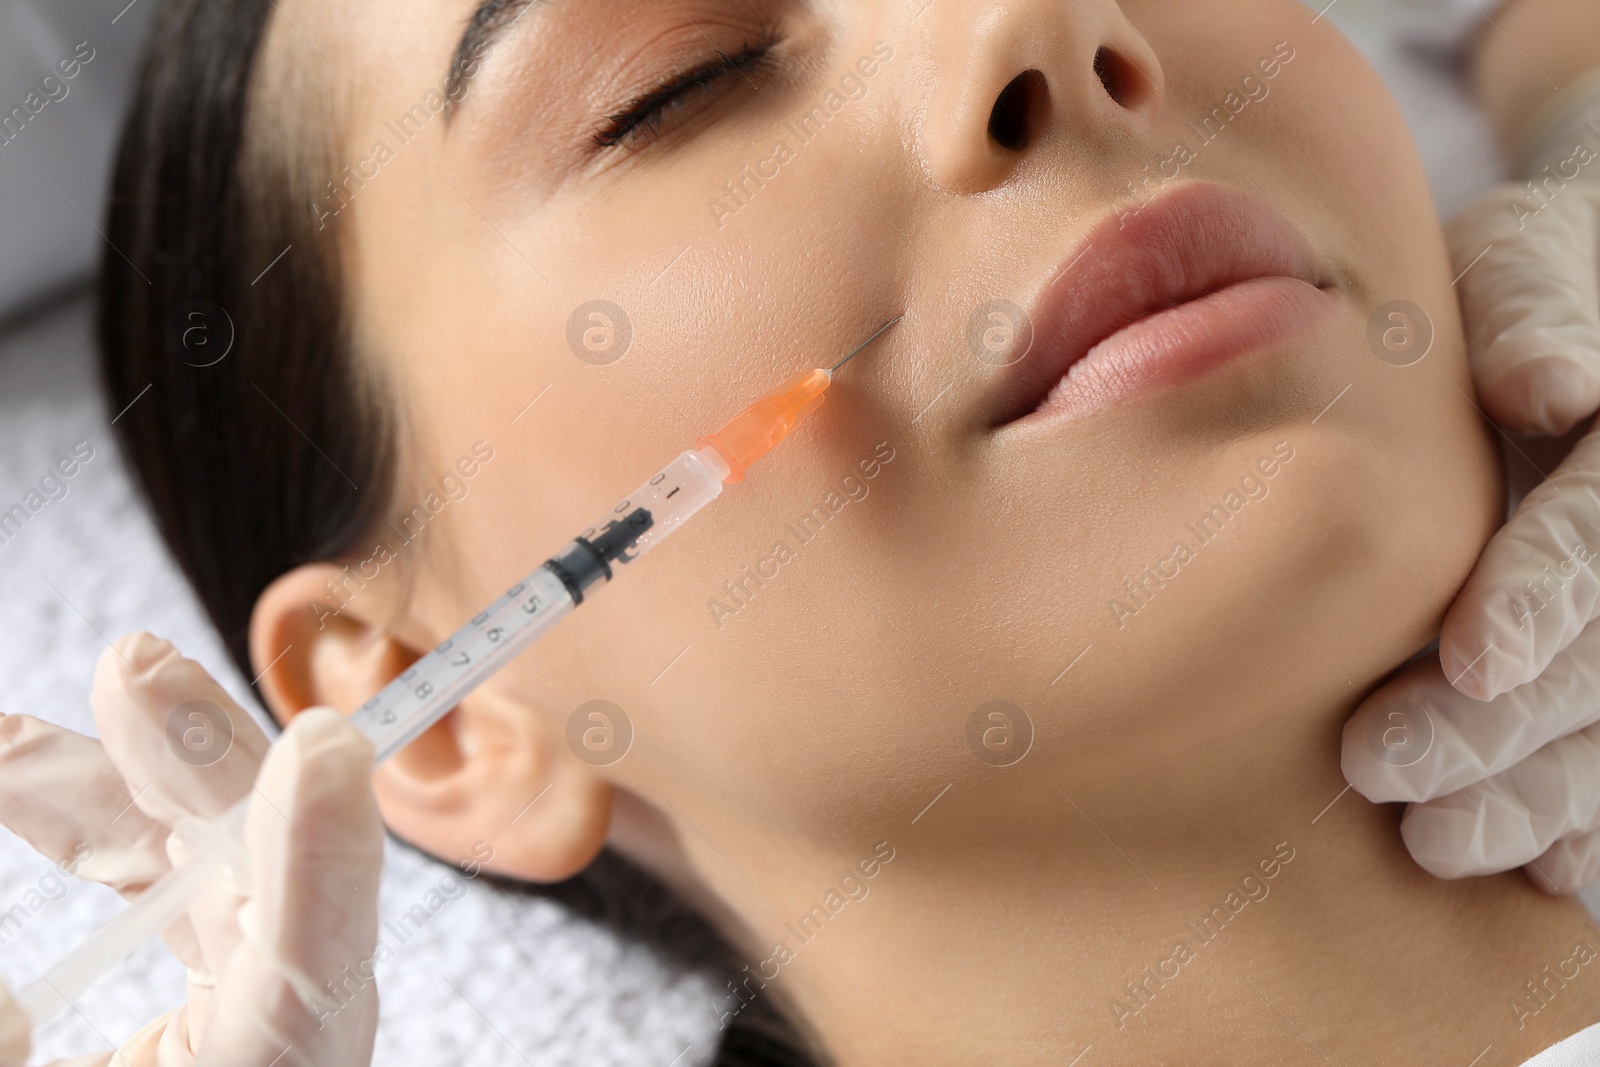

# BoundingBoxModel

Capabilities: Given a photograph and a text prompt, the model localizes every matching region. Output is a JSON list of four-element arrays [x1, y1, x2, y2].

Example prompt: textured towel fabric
[[1523, 1022, 1600, 1066]]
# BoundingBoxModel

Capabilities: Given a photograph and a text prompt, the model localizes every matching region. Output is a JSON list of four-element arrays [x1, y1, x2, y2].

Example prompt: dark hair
[[97, 2, 822, 1063]]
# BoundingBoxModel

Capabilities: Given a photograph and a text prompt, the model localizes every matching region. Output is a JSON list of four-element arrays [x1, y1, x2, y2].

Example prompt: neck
[[668, 688, 1600, 1066]]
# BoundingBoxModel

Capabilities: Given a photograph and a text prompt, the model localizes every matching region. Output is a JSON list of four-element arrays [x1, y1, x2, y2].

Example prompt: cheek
[[523, 182, 945, 826], [366, 118, 944, 833]]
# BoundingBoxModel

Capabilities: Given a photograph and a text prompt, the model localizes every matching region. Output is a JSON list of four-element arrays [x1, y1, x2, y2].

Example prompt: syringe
[[17, 317, 900, 1027]]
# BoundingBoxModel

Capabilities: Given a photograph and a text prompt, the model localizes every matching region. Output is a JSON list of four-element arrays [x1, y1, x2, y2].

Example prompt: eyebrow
[[444, 0, 543, 116]]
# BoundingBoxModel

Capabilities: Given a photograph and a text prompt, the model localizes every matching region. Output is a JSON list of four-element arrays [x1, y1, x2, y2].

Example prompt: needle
[[831, 315, 904, 374]]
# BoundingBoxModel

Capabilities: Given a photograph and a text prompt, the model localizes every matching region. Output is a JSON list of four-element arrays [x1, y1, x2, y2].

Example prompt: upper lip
[[988, 181, 1334, 426]]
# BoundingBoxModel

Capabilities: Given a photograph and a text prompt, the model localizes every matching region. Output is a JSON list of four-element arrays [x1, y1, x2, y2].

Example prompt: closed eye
[[593, 38, 778, 151]]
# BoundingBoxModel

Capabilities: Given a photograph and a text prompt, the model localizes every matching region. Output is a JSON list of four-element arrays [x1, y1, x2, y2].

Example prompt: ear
[[249, 562, 612, 882]]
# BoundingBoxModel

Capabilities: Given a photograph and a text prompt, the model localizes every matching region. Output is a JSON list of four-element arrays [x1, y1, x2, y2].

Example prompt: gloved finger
[[1437, 429, 1600, 700], [1529, 827, 1600, 895], [200, 709, 382, 1066], [1344, 623, 1600, 803], [0, 981, 146, 1067], [0, 984, 30, 1067], [1447, 182, 1600, 435], [0, 711, 215, 1009], [0, 714, 170, 893], [0, 981, 179, 1066], [92, 633, 273, 1042], [1399, 719, 1600, 880], [93, 633, 272, 828]]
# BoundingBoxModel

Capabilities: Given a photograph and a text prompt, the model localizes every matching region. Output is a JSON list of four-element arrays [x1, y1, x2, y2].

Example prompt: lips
[[988, 181, 1339, 427]]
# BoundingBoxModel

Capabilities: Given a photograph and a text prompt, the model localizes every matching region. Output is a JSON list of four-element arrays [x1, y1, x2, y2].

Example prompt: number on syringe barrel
[[579, 500, 630, 541], [393, 660, 434, 702], [649, 472, 685, 502], [357, 694, 399, 728], [430, 637, 470, 669]]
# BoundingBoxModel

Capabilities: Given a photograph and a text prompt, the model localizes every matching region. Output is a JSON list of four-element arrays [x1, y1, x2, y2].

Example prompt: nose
[[920, 0, 1165, 194]]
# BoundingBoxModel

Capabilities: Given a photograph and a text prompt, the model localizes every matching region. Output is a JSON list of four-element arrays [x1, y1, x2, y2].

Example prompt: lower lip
[[1020, 276, 1336, 425]]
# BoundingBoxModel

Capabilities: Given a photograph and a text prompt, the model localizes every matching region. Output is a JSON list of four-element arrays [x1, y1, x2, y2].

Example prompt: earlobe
[[248, 562, 614, 883], [371, 690, 614, 882]]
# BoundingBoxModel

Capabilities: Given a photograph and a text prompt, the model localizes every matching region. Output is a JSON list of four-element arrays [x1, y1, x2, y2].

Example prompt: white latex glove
[[0, 633, 384, 1066], [1343, 72, 1600, 892]]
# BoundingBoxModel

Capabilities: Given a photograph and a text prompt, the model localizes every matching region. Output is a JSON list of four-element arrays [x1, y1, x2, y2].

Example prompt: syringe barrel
[[350, 565, 577, 762], [569, 444, 732, 575], [573, 446, 730, 564], [348, 446, 727, 762], [298, 444, 736, 879]]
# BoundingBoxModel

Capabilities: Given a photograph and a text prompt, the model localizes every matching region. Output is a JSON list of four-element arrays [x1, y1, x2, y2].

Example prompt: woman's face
[[257, 0, 1500, 890]]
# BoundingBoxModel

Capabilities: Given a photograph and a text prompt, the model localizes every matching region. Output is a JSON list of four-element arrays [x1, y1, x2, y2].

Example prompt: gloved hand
[[1342, 72, 1600, 893], [0, 633, 384, 1066]]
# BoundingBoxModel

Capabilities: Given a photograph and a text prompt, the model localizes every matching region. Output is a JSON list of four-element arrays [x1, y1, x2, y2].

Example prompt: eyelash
[[593, 36, 779, 151]]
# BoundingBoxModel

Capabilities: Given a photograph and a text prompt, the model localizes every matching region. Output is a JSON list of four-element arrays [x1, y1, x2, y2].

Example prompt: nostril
[[988, 69, 1049, 152], [1094, 46, 1137, 108]]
